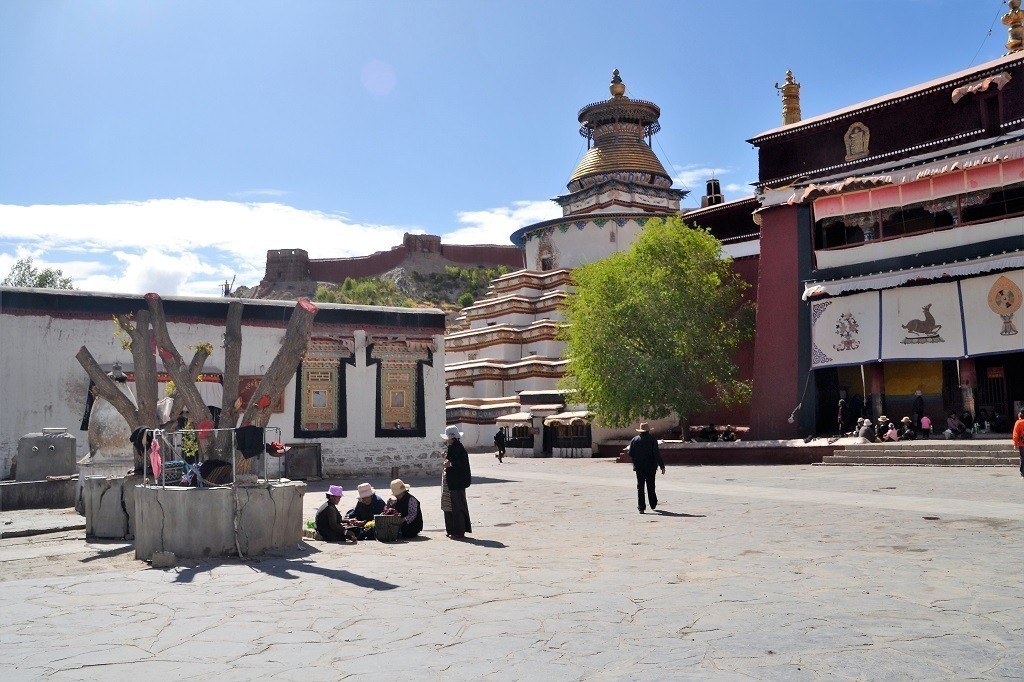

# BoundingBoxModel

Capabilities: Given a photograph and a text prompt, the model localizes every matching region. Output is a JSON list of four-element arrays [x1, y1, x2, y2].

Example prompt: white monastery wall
[[0, 292, 446, 479]]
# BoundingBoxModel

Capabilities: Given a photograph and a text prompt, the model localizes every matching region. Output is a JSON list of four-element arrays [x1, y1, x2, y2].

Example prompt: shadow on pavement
[[653, 510, 706, 518], [457, 537, 507, 548], [172, 557, 399, 590], [79, 543, 134, 562]]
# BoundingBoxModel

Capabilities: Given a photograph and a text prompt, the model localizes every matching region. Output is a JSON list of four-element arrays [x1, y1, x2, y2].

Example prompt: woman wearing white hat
[[345, 483, 386, 540], [388, 479, 423, 538], [441, 425, 472, 539]]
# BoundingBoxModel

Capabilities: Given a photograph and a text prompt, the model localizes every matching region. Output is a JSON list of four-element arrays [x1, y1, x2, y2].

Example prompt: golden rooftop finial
[[775, 70, 802, 125], [1004, 0, 1023, 54], [609, 68, 626, 98]]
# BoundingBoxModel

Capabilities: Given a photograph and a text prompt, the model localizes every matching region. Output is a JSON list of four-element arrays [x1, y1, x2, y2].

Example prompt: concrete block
[[16, 430, 77, 481], [134, 481, 307, 561], [151, 551, 177, 568], [83, 476, 139, 539]]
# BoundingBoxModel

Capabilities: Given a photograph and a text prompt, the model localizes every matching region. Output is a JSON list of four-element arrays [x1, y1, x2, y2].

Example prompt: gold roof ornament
[[609, 68, 626, 98], [568, 70, 673, 189], [1005, 0, 1023, 54], [775, 70, 802, 125]]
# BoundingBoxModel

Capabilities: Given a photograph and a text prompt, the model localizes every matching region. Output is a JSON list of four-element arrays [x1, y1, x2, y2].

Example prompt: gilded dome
[[568, 70, 674, 191]]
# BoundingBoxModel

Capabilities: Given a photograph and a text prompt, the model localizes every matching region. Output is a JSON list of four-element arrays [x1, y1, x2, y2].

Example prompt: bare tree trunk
[[239, 299, 317, 428], [213, 300, 244, 457], [144, 294, 215, 455], [76, 346, 141, 429], [235, 299, 317, 473]]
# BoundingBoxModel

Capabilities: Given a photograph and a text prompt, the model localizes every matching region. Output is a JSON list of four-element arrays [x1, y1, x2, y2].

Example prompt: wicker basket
[[374, 514, 403, 542]]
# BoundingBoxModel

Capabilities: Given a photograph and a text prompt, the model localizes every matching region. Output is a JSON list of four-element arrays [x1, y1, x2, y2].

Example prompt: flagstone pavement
[[1, 456, 1022, 680]]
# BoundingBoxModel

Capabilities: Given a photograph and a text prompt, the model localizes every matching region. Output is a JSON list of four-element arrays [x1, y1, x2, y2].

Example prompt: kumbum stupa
[[444, 70, 691, 456]]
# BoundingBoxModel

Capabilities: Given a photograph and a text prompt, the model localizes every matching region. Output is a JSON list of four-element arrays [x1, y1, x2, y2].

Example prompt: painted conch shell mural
[[988, 275, 1021, 336]]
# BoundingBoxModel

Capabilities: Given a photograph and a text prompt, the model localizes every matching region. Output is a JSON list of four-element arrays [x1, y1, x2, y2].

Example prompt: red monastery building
[[748, 32, 1024, 438]]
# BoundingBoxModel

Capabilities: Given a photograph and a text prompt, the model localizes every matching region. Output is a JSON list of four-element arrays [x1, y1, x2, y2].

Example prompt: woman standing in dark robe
[[442, 425, 472, 539]]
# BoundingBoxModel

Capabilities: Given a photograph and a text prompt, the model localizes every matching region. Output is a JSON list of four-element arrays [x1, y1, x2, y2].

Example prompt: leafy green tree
[[560, 217, 753, 427], [2, 256, 75, 289]]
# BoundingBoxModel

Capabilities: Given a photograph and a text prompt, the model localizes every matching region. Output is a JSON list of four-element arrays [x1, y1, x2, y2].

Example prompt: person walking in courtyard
[[493, 428, 506, 463], [1012, 410, 1024, 478], [629, 422, 665, 514], [442, 425, 473, 538]]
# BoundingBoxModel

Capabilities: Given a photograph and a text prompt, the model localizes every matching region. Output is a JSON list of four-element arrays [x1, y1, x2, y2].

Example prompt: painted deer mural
[[902, 303, 942, 335]]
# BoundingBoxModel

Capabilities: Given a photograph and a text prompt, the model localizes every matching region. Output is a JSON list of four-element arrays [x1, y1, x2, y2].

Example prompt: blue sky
[[0, 0, 1013, 296]]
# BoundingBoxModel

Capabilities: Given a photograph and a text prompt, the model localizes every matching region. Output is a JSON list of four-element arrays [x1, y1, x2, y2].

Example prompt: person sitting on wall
[[698, 424, 718, 442], [720, 425, 737, 442], [388, 479, 423, 539], [315, 485, 358, 543], [945, 412, 966, 439], [978, 408, 991, 432], [882, 422, 899, 442], [961, 410, 975, 433], [897, 416, 916, 441], [920, 414, 932, 439], [857, 418, 875, 441], [346, 482, 386, 541]]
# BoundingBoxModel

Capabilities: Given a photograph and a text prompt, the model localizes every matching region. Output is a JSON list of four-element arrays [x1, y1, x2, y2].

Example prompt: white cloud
[[0, 199, 413, 296], [671, 164, 729, 192], [0, 197, 553, 297], [447, 199, 561, 246]]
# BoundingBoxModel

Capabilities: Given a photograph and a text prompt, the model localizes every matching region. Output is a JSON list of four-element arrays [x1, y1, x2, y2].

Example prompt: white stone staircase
[[818, 439, 1019, 466]]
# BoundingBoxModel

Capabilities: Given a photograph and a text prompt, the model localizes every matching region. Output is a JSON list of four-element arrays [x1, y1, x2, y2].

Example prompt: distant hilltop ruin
[[250, 233, 524, 299]]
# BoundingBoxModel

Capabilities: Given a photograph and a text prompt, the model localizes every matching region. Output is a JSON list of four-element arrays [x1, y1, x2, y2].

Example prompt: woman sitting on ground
[[897, 416, 916, 441], [882, 422, 898, 442], [946, 413, 966, 439], [315, 485, 358, 543], [346, 482, 386, 540], [388, 479, 423, 539]]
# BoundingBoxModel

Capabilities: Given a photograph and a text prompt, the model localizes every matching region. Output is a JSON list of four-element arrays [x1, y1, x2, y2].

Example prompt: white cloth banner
[[960, 269, 1024, 356], [881, 283, 964, 360], [810, 291, 880, 367]]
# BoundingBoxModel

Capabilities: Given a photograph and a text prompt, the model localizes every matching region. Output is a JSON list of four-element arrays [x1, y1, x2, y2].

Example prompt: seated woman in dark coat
[[315, 485, 358, 543], [346, 482, 386, 540], [388, 478, 423, 538]]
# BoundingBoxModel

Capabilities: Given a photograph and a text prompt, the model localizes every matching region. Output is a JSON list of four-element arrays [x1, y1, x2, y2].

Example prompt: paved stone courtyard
[[2, 456, 1022, 679]]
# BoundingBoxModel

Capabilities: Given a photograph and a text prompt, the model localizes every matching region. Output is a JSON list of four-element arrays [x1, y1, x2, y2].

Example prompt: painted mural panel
[[960, 269, 1023, 356], [810, 291, 879, 367], [369, 340, 433, 434], [881, 283, 964, 360]]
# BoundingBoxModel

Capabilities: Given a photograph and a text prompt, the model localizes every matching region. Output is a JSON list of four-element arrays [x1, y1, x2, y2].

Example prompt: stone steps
[[819, 440, 1019, 466], [820, 455, 1019, 466]]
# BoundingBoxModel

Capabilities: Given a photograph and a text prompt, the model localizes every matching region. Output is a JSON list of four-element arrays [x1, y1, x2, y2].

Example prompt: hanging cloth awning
[[543, 411, 595, 426], [802, 252, 1024, 300], [496, 412, 533, 424]]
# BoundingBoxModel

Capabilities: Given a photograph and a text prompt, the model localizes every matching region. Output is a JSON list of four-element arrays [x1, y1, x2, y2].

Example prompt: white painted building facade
[[0, 287, 446, 479]]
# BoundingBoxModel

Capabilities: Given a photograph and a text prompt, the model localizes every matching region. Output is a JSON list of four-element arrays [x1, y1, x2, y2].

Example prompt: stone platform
[[134, 480, 306, 560]]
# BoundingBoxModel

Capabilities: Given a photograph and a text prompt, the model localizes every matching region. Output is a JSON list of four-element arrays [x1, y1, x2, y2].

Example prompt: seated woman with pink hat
[[345, 482, 386, 540], [315, 485, 358, 543]]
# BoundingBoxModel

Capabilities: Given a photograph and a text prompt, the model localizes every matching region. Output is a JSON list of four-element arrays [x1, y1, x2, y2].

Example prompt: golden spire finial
[[1004, 0, 1023, 54], [775, 70, 802, 125], [609, 68, 626, 98]]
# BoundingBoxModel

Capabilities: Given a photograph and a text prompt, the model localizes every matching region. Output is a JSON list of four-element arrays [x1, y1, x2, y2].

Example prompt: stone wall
[[320, 443, 444, 478], [134, 481, 306, 560]]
